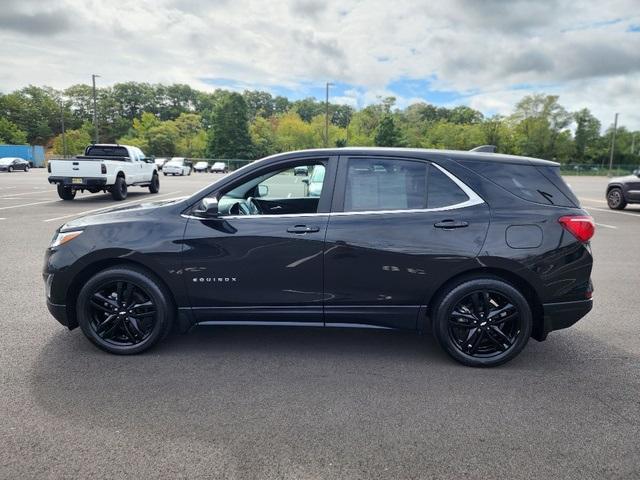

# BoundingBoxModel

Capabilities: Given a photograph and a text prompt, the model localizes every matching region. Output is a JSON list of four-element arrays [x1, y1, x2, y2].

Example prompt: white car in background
[[211, 161, 228, 173], [154, 157, 169, 170], [163, 157, 192, 176], [193, 161, 210, 173]]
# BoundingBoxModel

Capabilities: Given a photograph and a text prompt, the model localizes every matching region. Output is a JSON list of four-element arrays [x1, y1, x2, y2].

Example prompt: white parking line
[[0, 200, 58, 211], [0, 190, 56, 198], [579, 197, 607, 204], [585, 206, 640, 218], [43, 191, 182, 222], [594, 223, 618, 229], [0, 186, 16, 190]]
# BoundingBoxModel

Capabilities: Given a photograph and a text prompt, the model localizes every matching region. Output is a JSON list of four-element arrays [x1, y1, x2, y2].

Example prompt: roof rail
[[469, 145, 497, 153]]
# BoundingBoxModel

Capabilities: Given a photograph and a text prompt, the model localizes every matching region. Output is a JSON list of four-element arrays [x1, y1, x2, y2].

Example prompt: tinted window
[[343, 158, 469, 212], [86, 146, 129, 157], [427, 166, 470, 208], [460, 160, 577, 207]]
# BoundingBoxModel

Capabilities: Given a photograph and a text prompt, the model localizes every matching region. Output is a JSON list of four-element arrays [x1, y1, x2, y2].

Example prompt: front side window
[[216, 162, 325, 216], [343, 157, 469, 212]]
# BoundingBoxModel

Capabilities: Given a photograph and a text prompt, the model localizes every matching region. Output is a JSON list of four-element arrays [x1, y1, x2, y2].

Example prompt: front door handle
[[287, 225, 320, 234], [434, 219, 469, 229]]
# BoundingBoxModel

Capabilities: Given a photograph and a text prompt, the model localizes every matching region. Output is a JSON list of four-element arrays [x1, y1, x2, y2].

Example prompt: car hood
[[609, 174, 639, 184], [61, 198, 186, 230]]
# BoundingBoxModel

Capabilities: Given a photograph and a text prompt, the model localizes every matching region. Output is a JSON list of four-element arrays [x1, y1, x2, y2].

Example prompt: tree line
[[0, 82, 637, 165]]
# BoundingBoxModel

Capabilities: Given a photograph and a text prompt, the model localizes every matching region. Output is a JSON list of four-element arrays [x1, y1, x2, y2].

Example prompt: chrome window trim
[[182, 163, 484, 220]]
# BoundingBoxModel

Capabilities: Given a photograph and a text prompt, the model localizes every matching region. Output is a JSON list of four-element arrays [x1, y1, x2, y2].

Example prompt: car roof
[[260, 147, 559, 167]]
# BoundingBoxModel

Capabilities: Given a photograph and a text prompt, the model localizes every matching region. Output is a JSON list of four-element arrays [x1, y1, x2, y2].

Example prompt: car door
[[182, 156, 337, 324], [626, 174, 640, 202], [323, 155, 490, 329]]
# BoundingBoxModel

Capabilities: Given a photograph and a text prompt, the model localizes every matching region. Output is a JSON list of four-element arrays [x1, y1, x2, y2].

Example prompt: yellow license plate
[[71, 178, 83, 184]]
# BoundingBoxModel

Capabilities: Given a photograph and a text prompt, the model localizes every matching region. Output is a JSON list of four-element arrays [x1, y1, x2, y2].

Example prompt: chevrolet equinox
[[44, 147, 594, 367]]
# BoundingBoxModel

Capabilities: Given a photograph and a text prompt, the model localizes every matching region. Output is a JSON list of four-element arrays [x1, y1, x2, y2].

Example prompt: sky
[[1, 0, 639, 129]]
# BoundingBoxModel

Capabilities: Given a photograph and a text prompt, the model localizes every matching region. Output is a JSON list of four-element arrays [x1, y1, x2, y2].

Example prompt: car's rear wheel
[[57, 184, 76, 200], [77, 266, 173, 354], [432, 277, 532, 367], [149, 173, 160, 193], [607, 187, 627, 210], [111, 176, 127, 200]]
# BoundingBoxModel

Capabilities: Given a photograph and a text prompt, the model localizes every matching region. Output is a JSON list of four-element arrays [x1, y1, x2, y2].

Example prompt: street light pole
[[92, 74, 100, 143], [60, 100, 67, 158], [325, 82, 334, 147], [608, 112, 618, 175]]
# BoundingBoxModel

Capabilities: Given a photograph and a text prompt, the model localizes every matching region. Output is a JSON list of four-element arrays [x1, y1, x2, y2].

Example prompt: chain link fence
[[559, 164, 640, 176]]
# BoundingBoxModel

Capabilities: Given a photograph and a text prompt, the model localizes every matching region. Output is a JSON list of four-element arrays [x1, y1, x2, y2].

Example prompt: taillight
[[101, 164, 107, 174], [47, 163, 51, 173], [558, 215, 595, 242]]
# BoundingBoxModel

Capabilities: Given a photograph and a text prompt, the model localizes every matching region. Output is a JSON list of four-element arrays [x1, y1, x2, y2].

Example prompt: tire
[[149, 173, 160, 193], [607, 187, 627, 210], [111, 176, 128, 201], [24, 165, 29, 172], [8, 166, 13, 173], [76, 266, 174, 354], [187, 168, 192, 176], [431, 277, 532, 367], [163, 172, 167, 176], [57, 184, 76, 201]]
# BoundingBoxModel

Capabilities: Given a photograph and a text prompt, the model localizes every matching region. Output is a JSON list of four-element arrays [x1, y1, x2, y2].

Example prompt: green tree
[[573, 108, 601, 163], [206, 92, 253, 158], [0, 117, 28, 144], [52, 124, 92, 156], [250, 116, 278, 158], [374, 114, 401, 147]]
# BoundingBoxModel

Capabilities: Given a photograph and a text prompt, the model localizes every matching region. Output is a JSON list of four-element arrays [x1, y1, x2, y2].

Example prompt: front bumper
[[48, 176, 107, 188], [46, 298, 70, 328], [540, 299, 593, 340]]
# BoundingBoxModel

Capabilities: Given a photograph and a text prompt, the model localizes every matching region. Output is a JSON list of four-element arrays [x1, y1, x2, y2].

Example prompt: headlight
[[51, 230, 83, 247]]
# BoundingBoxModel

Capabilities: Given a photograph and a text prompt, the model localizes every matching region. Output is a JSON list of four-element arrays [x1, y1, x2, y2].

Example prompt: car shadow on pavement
[[28, 325, 640, 478]]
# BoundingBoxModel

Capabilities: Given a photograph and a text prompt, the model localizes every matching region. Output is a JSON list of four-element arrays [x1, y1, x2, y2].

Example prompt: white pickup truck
[[48, 144, 159, 201]]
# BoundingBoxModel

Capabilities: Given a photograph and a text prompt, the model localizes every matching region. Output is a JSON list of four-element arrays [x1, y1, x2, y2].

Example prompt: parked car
[[606, 170, 640, 209], [154, 157, 169, 171], [44, 147, 594, 367], [163, 157, 192, 176], [211, 161, 228, 173], [47, 144, 159, 201], [293, 165, 308, 176], [0, 157, 30, 172], [194, 161, 210, 173]]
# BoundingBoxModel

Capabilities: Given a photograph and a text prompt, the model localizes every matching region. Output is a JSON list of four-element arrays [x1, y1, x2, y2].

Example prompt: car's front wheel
[[77, 266, 173, 354], [24, 165, 29, 172], [432, 277, 532, 367], [607, 187, 627, 210]]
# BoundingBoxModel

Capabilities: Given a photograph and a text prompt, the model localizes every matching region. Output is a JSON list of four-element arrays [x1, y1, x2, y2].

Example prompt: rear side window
[[86, 146, 129, 157], [343, 157, 469, 212], [460, 160, 578, 207]]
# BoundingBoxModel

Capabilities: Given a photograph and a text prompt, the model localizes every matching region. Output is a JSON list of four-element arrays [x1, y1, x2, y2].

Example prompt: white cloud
[[0, 0, 639, 128]]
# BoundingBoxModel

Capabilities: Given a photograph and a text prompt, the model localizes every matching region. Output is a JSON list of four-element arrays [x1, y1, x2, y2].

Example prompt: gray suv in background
[[606, 169, 640, 209]]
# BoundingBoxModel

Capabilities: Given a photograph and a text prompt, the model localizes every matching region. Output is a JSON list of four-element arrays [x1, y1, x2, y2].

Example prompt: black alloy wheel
[[607, 187, 626, 210], [433, 278, 532, 367], [77, 267, 173, 354], [149, 173, 160, 193]]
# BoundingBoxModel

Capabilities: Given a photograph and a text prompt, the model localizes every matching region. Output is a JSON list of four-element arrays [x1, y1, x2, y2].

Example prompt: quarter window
[[343, 157, 469, 212]]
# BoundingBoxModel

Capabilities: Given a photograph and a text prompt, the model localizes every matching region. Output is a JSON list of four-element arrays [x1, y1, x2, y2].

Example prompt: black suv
[[44, 148, 594, 367], [606, 169, 640, 209]]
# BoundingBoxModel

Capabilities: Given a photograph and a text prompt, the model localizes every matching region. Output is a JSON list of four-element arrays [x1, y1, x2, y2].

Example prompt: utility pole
[[92, 74, 100, 143], [631, 133, 637, 155], [60, 100, 67, 158], [608, 113, 618, 175], [325, 82, 334, 147]]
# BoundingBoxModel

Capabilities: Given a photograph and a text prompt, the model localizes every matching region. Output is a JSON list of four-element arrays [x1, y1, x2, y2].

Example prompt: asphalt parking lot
[[1, 169, 638, 479]]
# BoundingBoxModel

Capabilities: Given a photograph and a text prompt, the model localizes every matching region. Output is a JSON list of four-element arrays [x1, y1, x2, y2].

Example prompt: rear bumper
[[540, 299, 593, 339], [48, 176, 107, 188]]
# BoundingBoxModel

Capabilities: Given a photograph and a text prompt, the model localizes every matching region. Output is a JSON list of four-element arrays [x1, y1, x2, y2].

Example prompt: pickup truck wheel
[[111, 176, 128, 201], [149, 173, 160, 194], [57, 184, 76, 201], [163, 172, 167, 176]]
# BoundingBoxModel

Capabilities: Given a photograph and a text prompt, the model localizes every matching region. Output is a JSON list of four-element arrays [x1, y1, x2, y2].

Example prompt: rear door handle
[[434, 219, 469, 229], [287, 225, 320, 234]]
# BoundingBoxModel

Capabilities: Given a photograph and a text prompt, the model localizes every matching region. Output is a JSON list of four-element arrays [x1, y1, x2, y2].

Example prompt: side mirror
[[258, 184, 269, 197], [301, 178, 310, 185], [194, 197, 219, 218]]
